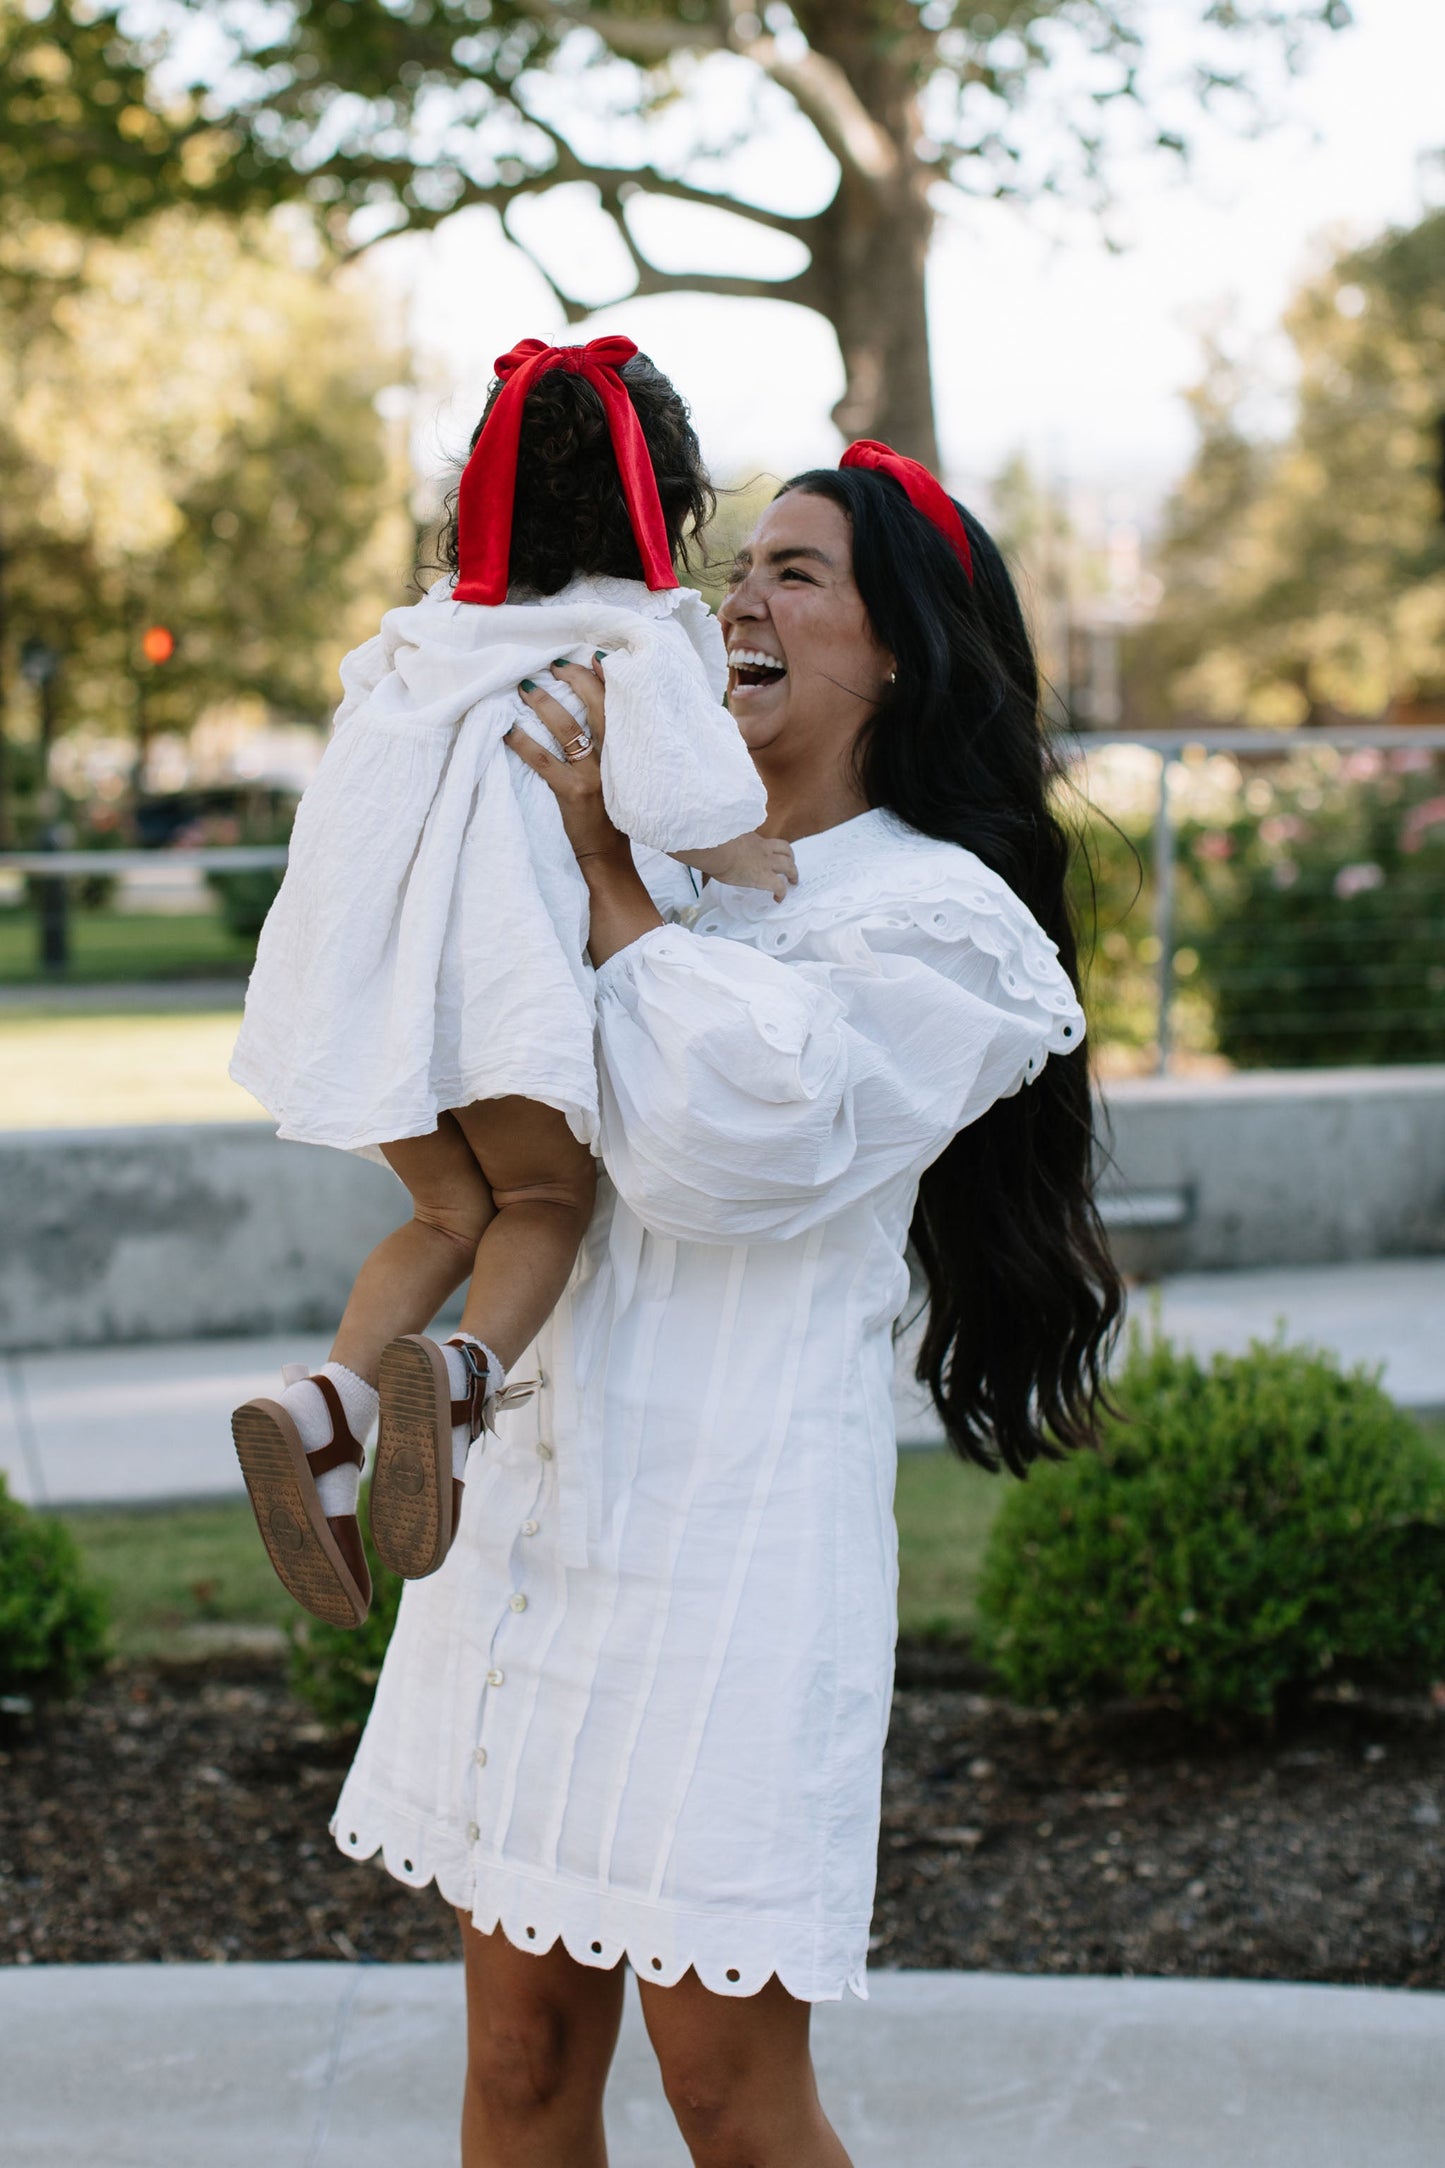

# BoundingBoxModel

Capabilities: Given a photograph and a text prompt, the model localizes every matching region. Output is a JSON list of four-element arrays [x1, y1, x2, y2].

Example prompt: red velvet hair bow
[[839, 438, 973, 583], [453, 335, 680, 605]]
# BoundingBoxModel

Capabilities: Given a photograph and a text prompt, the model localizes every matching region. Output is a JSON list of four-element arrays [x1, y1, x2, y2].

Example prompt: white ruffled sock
[[442, 1336, 505, 1482], [281, 1362, 379, 1516]]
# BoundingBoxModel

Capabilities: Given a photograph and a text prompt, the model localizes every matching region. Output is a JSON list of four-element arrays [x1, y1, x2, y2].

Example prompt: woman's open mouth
[[728, 646, 788, 697]]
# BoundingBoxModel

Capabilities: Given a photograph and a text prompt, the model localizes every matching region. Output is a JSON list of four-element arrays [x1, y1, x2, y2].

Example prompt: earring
[[887, 669, 897, 685]]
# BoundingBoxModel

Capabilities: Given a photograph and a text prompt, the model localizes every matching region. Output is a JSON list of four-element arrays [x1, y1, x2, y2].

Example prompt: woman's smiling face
[[718, 491, 895, 764]]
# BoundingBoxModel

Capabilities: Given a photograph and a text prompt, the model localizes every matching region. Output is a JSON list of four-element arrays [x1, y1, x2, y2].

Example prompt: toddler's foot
[[231, 1364, 379, 1629], [371, 1335, 512, 1579]]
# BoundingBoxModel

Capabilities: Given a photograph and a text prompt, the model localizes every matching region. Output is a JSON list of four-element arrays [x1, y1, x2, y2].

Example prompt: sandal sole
[[372, 1336, 455, 1579], [232, 1400, 369, 1629]]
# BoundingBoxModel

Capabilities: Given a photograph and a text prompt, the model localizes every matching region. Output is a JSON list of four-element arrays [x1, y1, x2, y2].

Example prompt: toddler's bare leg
[[448, 1096, 597, 1370], [329, 1112, 496, 1385]]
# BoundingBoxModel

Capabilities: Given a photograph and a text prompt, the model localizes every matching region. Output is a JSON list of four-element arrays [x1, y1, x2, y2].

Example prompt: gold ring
[[562, 732, 594, 762]]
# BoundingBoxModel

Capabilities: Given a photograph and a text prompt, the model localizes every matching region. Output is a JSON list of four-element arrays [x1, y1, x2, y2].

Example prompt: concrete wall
[[0, 1125, 408, 1354], [2, 1065, 1443, 1351], [1096, 1065, 1445, 1278]]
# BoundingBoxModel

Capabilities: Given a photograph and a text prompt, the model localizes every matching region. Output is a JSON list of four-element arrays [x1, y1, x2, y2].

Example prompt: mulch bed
[[2, 1652, 1442, 1982]]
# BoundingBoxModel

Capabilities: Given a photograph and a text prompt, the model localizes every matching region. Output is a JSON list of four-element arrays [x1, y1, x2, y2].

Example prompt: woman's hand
[[504, 659, 625, 869], [504, 656, 664, 966]]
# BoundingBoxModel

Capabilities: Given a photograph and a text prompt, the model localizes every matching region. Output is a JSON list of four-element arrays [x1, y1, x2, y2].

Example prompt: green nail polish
[[550, 657, 571, 670], [593, 649, 608, 664], [520, 678, 537, 692]]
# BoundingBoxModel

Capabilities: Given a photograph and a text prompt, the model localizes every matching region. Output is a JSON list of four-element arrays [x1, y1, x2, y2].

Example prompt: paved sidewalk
[[3, 1963, 1442, 2168], [5, 1255, 1441, 1508]]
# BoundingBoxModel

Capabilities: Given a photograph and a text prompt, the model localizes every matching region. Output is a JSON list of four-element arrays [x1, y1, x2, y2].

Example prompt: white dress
[[331, 809, 1086, 2001], [229, 574, 765, 1155]]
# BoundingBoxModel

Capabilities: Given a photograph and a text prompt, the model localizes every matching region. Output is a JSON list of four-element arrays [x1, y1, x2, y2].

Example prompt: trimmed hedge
[[977, 1336, 1445, 1721], [288, 1485, 402, 1732], [0, 1473, 110, 1704]]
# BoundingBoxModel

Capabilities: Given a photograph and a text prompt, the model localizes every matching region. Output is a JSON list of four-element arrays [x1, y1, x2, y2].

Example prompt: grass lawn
[[59, 1498, 292, 1663], [55, 1419, 1445, 1666], [0, 908, 250, 986], [0, 1010, 264, 1127], [59, 1452, 997, 1664]]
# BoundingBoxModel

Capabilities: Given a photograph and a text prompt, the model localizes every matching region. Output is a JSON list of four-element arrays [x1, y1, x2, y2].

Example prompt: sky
[[377, 0, 1445, 521]]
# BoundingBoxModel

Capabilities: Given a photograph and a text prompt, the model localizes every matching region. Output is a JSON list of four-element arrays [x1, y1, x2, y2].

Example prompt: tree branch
[[739, 35, 901, 187], [513, 4, 726, 63], [514, 104, 825, 239], [498, 199, 592, 324], [514, 3, 899, 189]]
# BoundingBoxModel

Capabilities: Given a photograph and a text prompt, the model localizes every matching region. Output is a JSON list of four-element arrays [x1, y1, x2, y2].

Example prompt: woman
[[332, 442, 1121, 2167]]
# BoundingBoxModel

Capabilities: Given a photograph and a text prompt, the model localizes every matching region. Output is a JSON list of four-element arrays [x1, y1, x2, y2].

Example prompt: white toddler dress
[[230, 573, 765, 1154], [331, 809, 1087, 2001]]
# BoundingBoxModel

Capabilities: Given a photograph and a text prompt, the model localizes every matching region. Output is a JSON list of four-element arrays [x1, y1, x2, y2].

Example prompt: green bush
[[977, 1336, 1445, 1722], [1181, 753, 1445, 1066], [288, 1487, 402, 1731], [0, 1474, 110, 1704], [206, 865, 284, 943]]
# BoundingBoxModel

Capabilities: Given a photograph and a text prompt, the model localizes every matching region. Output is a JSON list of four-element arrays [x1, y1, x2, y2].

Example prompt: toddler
[[229, 335, 793, 1629]]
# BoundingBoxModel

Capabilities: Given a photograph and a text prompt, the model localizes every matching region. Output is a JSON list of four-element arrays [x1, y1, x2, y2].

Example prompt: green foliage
[[0, 1471, 109, 1703], [1140, 206, 1445, 725], [1180, 751, 1445, 1065], [978, 1336, 1445, 1722], [206, 866, 285, 943], [0, 0, 251, 236], [0, 209, 412, 842], [288, 1489, 403, 1732], [2, 1, 1346, 460]]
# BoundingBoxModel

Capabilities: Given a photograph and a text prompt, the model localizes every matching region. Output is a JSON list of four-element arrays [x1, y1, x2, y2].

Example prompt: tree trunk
[[811, 177, 938, 467], [798, 4, 940, 466]]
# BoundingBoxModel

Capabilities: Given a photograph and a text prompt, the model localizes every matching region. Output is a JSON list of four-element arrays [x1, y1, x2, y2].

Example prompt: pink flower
[[1196, 831, 1233, 862], [1400, 796, 1445, 853], [1333, 862, 1385, 900], [1259, 815, 1304, 846]]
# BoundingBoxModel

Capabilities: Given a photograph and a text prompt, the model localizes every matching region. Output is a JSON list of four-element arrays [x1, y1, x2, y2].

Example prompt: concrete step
[[2, 1963, 1441, 2168]]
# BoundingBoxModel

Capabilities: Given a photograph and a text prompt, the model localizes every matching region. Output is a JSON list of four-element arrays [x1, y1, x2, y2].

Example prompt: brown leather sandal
[[232, 1374, 371, 1629], [369, 1335, 481, 1580]]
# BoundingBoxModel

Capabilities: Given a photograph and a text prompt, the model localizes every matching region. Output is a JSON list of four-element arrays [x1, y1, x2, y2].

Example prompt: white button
[[473, 1746, 488, 1767], [467, 1822, 480, 1842], [486, 1667, 504, 1687], [536, 1442, 554, 1462], [521, 1519, 539, 1536], [509, 1593, 527, 1613]]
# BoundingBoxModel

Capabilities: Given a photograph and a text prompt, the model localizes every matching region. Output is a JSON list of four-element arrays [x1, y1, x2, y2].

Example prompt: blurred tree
[[0, 212, 412, 839], [0, 0, 253, 233], [1137, 206, 1445, 727], [12, 0, 1350, 465]]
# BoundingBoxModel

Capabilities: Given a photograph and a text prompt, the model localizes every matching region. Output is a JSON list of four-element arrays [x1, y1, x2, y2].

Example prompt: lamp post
[[19, 635, 68, 974]]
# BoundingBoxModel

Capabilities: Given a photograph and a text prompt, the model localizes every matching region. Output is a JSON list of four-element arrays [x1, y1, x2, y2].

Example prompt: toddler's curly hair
[[438, 350, 715, 596]]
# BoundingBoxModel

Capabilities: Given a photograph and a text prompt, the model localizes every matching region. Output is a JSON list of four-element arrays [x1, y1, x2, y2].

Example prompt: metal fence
[[5, 726, 1445, 1072], [1078, 728, 1445, 1066]]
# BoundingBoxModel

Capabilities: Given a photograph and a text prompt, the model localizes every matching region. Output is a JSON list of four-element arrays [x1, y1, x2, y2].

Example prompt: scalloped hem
[[331, 1801, 870, 2004]]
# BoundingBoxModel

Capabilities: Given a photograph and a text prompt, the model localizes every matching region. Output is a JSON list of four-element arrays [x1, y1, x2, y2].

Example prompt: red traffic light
[[142, 624, 176, 664]]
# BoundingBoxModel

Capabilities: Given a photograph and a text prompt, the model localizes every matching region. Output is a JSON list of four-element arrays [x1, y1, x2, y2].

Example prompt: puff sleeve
[[593, 841, 1085, 1244]]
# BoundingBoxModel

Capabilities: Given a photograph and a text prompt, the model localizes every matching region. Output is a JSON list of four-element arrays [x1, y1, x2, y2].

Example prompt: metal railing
[[5, 724, 1445, 1068], [1065, 724, 1445, 1072]]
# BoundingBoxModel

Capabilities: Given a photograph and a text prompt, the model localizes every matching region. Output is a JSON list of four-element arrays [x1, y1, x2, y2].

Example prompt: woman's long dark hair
[[781, 467, 1123, 1476], [437, 351, 715, 595]]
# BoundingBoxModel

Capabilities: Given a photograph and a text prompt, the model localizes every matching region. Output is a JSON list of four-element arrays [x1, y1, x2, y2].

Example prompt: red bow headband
[[839, 438, 973, 583], [453, 335, 680, 605]]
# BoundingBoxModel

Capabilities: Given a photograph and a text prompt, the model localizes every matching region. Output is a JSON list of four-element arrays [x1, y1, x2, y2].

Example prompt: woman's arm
[[503, 662, 663, 966]]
